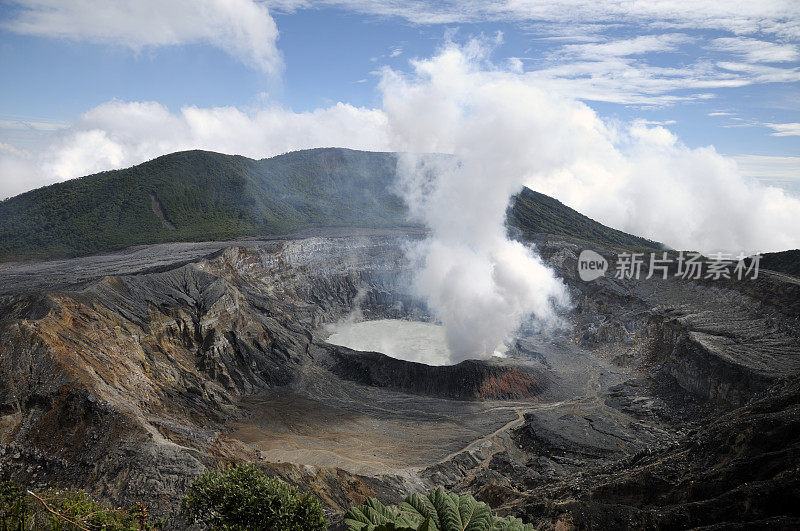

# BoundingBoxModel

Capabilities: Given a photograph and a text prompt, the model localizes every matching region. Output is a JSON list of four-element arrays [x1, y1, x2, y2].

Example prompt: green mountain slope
[[0, 148, 661, 261], [0, 149, 409, 260], [508, 187, 663, 250], [761, 250, 800, 278]]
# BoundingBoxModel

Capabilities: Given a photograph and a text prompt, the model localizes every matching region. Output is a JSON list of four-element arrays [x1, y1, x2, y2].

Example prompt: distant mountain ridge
[[0, 149, 408, 261], [0, 148, 662, 261], [507, 187, 663, 251], [760, 250, 800, 279]]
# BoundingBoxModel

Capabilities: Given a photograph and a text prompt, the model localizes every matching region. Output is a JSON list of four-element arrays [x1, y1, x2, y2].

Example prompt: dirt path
[[433, 406, 529, 466]]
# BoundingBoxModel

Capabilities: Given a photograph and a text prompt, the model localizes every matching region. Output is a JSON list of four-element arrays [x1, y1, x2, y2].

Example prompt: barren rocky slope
[[440, 235, 800, 529], [0, 227, 798, 528]]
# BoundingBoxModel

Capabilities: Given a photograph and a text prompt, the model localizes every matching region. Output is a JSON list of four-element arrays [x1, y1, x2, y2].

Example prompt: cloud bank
[[273, 0, 800, 39], [273, 1, 800, 107], [0, 100, 390, 198], [4, 0, 282, 73]]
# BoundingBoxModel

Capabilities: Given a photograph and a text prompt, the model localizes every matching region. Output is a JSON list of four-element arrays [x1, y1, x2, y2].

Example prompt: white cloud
[[535, 122, 800, 254], [0, 100, 389, 198], [521, 31, 800, 106], [270, 1, 800, 40], [764, 122, 800, 136], [733, 155, 800, 180], [712, 37, 800, 63], [0, 118, 69, 131], [733, 155, 800, 196], [0, 142, 30, 159], [3, 0, 282, 73], [638, 119, 676, 126], [708, 111, 735, 116], [520, 58, 741, 106], [270, 1, 800, 106], [713, 119, 800, 136], [716, 61, 800, 84], [557, 34, 693, 60]]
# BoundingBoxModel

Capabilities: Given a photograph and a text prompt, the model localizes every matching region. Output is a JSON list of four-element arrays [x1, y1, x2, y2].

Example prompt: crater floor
[[230, 383, 529, 476]]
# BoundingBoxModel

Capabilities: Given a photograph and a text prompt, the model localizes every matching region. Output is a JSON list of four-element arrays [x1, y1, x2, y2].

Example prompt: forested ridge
[[0, 147, 678, 262]]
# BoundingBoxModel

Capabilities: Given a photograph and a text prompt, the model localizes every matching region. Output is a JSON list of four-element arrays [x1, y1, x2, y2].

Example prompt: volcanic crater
[[0, 226, 798, 528]]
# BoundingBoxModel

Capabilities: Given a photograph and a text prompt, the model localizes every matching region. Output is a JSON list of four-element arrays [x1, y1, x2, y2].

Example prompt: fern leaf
[[345, 498, 401, 530], [490, 514, 535, 531], [345, 487, 533, 531], [417, 516, 440, 531], [401, 493, 439, 528], [365, 498, 400, 521], [456, 494, 493, 531], [374, 524, 420, 531], [344, 506, 373, 530], [427, 487, 453, 529]]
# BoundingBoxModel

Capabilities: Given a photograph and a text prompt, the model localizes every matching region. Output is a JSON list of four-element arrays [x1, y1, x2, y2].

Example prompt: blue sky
[[0, 0, 798, 200]]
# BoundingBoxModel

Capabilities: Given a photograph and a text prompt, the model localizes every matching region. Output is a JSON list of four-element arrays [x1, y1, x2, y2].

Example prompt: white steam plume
[[376, 39, 800, 257], [374, 38, 799, 362], [381, 42, 573, 363]]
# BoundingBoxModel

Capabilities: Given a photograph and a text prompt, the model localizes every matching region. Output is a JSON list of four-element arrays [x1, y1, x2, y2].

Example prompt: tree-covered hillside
[[0, 149, 410, 260], [0, 148, 663, 261], [761, 249, 800, 278], [507, 187, 663, 250]]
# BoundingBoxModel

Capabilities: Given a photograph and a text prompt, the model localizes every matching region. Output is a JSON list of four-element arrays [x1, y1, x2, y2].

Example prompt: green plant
[[0, 480, 30, 530], [181, 464, 327, 530], [344, 487, 533, 531], [0, 480, 161, 530]]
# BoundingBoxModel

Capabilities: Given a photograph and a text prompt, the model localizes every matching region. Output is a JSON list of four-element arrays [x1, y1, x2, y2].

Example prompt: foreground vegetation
[[0, 481, 162, 530], [179, 466, 533, 530], [345, 487, 532, 531], [1, 467, 534, 530], [181, 465, 327, 530]]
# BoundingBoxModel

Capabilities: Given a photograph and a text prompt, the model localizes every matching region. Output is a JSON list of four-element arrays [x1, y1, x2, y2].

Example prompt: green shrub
[[345, 487, 532, 531], [0, 480, 30, 529], [0, 480, 161, 530], [181, 464, 327, 530]]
